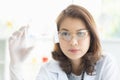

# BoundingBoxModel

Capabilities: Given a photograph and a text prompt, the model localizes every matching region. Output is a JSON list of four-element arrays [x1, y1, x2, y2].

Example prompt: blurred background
[[0, 0, 120, 80]]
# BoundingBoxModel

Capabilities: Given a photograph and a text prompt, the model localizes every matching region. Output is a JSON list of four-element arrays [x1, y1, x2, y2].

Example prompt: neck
[[71, 59, 83, 75]]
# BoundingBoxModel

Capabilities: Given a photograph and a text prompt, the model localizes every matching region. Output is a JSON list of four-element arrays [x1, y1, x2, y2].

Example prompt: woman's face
[[58, 17, 90, 61]]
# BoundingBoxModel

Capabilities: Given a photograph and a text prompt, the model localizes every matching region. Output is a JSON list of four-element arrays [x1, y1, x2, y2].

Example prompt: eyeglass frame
[[58, 29, 90, 41]]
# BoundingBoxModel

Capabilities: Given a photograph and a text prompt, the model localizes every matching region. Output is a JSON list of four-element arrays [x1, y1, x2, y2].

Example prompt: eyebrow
[[60, 28, 87, 31], [60, 28, 69, 31]]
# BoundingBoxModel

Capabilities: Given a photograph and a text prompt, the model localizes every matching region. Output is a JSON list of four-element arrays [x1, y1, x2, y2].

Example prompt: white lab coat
[[10, 53, 120, 80], [36, 53, 120, 80], [36, 60, 68, 80]]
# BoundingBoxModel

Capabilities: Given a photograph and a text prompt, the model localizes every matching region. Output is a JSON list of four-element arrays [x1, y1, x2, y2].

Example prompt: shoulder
[[97, 52, 118, 66], [37, 59, 66, 75], [95, 52, 120, 80], [36, 60, 67, 80], [40, 59, 63, 73], [96, 52, 119, 69]]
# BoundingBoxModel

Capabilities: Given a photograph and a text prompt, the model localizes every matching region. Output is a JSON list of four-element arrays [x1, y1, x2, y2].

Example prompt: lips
[[69, 49, 80, 53]]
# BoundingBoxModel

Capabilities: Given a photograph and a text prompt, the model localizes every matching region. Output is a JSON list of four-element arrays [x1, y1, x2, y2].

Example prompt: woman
[[9, 4, 120, 80]]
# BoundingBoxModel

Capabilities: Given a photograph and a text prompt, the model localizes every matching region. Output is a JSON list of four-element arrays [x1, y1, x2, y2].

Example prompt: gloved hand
[[9, 26, 33, 65]]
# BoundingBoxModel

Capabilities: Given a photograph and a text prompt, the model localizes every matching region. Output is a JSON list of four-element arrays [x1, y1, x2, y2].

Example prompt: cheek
[[59, 40, 68, 53], [80, 37, 90, 51]]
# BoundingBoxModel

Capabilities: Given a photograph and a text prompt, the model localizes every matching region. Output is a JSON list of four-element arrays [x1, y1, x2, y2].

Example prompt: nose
[[70, 36, 78, 46]]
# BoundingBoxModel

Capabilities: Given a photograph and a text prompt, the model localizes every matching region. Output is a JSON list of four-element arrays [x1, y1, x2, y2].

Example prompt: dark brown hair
[[52, 4, 102, 75]]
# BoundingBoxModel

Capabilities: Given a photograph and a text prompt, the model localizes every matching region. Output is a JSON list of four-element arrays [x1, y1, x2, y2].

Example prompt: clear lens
[[59, 30, 89, 41], [59, 31, 71, 41]]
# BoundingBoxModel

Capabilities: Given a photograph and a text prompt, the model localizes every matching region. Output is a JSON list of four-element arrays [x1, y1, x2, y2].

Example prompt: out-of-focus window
[[74, 0, 120, 40], [98, 0, 120, 40]]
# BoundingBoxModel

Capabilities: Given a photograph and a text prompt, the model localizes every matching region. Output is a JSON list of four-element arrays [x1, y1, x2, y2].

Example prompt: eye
[[60, 31, 70, 36], [77, 31, 86, 37]]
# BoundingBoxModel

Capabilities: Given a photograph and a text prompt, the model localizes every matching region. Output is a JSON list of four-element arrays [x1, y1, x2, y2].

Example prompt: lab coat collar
[[48, 60, 64, 73], [47, 60, 69, 80]]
